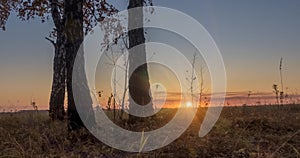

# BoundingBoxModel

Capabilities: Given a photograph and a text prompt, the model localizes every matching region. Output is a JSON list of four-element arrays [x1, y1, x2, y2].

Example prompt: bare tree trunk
[[128, 0, 153, 123], [49, 32, 66, 120], [64, 0, 95, 130], [49, 0, 65, 120]]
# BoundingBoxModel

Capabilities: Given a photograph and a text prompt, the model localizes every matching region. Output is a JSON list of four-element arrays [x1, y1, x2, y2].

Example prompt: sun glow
[[186, 101, 192, 108]]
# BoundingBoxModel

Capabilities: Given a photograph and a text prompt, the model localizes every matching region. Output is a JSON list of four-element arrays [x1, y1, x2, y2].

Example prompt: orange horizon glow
[[1, 90, 299, 111]]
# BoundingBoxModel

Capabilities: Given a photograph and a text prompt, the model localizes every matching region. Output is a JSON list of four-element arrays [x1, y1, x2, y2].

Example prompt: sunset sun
[[186, 101, 192, 108]]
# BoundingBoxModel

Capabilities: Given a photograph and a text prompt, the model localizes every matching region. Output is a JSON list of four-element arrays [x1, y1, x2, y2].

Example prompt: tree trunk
[[64, 0, 95, 130], [49, 31, 66, 120], [49, 0, 66, 120], [127, 0, 153, 123]]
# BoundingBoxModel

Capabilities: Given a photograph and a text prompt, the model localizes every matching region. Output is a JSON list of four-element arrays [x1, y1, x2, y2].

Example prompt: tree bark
[[49, 0, 65, 120], [127, 0, 153, 123], [64, 0, 96, 130], [49, 32, 66, 120]]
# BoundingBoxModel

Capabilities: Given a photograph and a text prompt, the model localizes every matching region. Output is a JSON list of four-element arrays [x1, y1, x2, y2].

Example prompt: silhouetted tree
[[273, 84, 279, 105], [279, 57, 285, 105], [64, 0, 116, 130], [127, 0, 153, 123], [47, 0, 66, 120], [0, 0, 116, 128]]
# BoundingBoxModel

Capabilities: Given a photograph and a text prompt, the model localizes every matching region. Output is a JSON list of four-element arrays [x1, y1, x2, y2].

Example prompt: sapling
[[273, 84, 279, 105], [279, 57, 285, 105], [31, 99, 38, 113]]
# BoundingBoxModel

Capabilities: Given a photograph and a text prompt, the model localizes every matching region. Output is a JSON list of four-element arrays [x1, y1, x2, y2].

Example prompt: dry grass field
[[1, 105, 300, 157]]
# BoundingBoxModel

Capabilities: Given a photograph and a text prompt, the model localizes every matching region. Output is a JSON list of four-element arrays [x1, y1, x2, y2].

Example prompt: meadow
[[1, 105, 299, 158]]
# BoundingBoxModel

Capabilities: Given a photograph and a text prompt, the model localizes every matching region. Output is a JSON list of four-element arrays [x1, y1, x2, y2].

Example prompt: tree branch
[[49, 0, 62, 29], [45, 37, 56, 46]]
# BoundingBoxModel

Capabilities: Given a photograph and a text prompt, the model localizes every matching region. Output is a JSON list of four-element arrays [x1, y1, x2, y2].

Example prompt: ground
[[1, 105, 300, 157]]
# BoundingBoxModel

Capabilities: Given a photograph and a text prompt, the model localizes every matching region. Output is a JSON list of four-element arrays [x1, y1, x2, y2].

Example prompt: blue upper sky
[[0, 0, 300, 108]]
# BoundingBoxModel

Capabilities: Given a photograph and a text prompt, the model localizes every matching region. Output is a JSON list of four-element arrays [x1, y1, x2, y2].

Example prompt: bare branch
[[50, 0, 63, 29], [121, 33, 129, 49], [45, 37, 56, 46]]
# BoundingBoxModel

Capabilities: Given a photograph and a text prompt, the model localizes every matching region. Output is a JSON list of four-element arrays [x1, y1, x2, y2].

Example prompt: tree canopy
[[0, 0, 117, 35]]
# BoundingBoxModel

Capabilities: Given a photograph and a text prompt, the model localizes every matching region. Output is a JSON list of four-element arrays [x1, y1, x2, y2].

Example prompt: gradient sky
[[0, 0, 300, 110]]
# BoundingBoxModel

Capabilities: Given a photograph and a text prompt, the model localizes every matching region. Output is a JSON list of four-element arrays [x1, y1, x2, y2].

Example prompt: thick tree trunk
[[128, 0, 153, 123], [49, 31, 66, 120], [64, 0, 95, 130], [49, 0, 66, 120]]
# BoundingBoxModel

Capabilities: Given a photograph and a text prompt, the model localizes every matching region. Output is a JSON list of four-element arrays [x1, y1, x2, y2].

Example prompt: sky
[[0, 0, 300, 110]]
